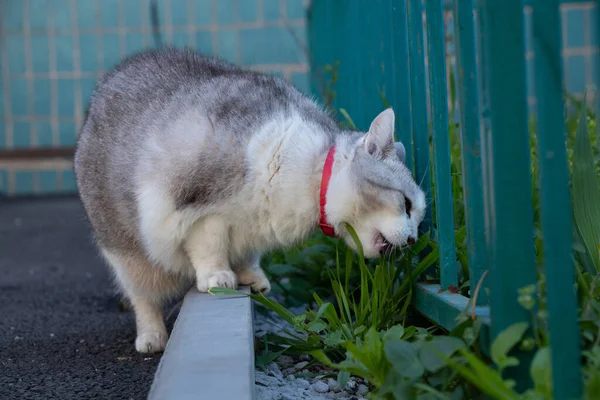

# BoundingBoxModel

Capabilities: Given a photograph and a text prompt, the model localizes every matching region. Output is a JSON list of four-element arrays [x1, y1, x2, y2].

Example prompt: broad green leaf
[[491, 322, 529, 368], [365, 327, 382, 349], [572, 91, 600, 271], [384, 339, 425, 379], [383, 325, 405, 342], [315, 301, 334, 320], [379, 369, 417, 400], [308, 320, 327, 333], [324, 329, 344, 346], [403, 326, 418, 340], [337, 370, 351, 390], [530, 347, 552, 396], [419, 336, 466, 373]]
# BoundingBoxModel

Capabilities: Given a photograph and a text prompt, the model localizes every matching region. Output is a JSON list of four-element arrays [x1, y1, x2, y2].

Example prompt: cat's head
[[325, 108, 427, 258]]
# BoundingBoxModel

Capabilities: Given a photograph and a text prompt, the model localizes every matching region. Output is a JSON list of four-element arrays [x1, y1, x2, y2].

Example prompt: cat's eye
[[404, 196, 412, 217]]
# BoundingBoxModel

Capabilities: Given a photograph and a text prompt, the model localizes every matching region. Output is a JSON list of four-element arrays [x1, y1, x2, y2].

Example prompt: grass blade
[[572, 91, 600, 271]]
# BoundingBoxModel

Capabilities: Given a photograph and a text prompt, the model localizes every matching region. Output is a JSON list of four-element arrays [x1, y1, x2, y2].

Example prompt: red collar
[[318, 146, 337, 237]]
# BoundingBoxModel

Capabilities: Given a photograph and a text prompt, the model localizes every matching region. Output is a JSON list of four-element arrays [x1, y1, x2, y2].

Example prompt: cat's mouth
[[375, 232, 395, 254]]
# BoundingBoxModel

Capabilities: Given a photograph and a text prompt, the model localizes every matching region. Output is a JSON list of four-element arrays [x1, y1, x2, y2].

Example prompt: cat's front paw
[[135, 331, 168, 353], [237, 267, 271, 295], [196, 270, 238, 292]]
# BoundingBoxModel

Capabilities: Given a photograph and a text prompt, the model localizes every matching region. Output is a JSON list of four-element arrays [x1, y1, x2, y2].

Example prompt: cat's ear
[[395, 141, 406, 164], [363, 108, 395, 158]]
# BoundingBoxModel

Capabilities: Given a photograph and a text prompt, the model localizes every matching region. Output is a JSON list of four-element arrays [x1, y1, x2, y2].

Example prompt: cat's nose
[[407, 236, 416, 246]]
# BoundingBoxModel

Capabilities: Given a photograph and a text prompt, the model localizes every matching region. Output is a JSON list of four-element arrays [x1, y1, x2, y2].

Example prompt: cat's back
[[84, 47, 318, 136]]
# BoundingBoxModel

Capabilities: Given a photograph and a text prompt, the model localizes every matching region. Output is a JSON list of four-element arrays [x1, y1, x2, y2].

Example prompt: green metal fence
[[307, 0, 586, 397]]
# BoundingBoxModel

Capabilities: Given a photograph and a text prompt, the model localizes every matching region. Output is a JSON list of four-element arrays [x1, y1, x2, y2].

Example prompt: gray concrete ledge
[[148, 286, 255, 400]]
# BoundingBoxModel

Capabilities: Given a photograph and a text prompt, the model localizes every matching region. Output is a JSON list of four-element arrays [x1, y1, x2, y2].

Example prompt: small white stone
[[294, 361, 309, 370], [345, 380, 357, 392], [276, 355, 294, 366], [357, 384, 369, 396], [287, 375, 295, 381], [311, 381, 329, 393], [299, 354, 311, 361], [296, 378, 310, 389], [256, 371, 280, 387], [267, 362, 283, 378], [327, 378, 341, 393]]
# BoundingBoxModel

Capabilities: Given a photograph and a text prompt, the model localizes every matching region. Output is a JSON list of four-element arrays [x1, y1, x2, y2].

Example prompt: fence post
[[391, 0, 414, 171], [407, 0, 433, 239], [330, 1, 356, 127], [532, 0, 583, 398], [476, 0, 537, 390], [425, 0, 457, 290], [453, 0, 488, 304]]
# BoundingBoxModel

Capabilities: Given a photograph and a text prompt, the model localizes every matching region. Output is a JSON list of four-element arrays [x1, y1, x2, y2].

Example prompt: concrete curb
[[148, 286, 255, 400]]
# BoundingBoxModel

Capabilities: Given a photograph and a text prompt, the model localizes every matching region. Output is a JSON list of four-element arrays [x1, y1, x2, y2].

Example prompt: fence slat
[[407, 0, 433, 236], [532, 0, 583, 397], [307, 1, 332, 104], [425, 0, 456, 289], [453, 0, 488, 304], [339, 0, 364, 129], [596, 3, 600, 124], [357, 0, 378, 126], [376, 0, 397, 114], [356, 0, 397, 129], [391, 0, 414, 171], [330, 1, 350, 125], [476, 0, 537, 390]]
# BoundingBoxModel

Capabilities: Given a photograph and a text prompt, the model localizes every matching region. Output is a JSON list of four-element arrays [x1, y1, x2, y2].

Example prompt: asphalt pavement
[[0, 195, 177, 400]]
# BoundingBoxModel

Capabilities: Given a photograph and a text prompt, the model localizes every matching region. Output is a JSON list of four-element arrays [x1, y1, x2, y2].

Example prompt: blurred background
[[0, 1, 598, 196], [0, 0, 311, 196]]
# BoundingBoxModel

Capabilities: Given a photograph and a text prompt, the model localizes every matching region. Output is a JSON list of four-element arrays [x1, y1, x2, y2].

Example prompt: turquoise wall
[[0, 1, 598, 196], [0, 0, 309, 195]]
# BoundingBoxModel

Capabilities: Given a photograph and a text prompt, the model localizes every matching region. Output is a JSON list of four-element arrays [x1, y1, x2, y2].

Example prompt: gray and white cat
[[74, 48, 426, 354]]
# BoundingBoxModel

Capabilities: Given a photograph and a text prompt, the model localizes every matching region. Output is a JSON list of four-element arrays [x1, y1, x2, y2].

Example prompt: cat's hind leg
[[234, 252, 271, 295], [101, 248, 188, 353]]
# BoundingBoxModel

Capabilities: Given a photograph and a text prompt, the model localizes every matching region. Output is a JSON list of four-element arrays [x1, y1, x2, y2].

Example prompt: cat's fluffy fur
[[74, 48, 426, 353]]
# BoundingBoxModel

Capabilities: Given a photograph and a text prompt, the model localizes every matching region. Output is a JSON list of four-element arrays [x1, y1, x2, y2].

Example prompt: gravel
[[357, 385, 369, 396], [253, 299, 370, 400], [311, 381, 330, 393], [327, 378, 341, 393]]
